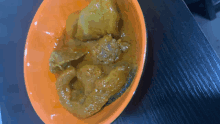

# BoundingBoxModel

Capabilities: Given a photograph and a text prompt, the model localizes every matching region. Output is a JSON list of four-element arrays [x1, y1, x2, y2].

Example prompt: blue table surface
[[1, 0, 220, 123]]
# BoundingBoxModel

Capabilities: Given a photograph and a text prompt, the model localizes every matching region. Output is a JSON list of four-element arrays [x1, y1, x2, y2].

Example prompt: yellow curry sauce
[[49, 0, 137, 118]]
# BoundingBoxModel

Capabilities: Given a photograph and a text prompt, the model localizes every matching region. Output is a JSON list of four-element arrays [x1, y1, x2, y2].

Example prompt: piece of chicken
[[56, 64, 129, 119], [73, 64, 129, 118], [95, 64, 129, 95], [49, 39, 87, 73], [56, 66, 84, 103], [91, 34, 126, 64], [75, 0, 120, 41], [117, 39, 130, 52], [70, 80, 85, 103], [77, 65, 102, 96]]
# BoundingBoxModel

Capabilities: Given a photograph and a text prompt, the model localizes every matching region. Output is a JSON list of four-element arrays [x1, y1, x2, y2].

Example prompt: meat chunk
[[56, 64, 131, 119], [56, 66, 77, 101], [77, 65, 102, 95], [70, 80, 85, 103], [117, 39, 130, 52], [49, 39, 87, 73], [95, 64, 129, 95], [56, 66, 86, 105], [91, 34, 121, 64], [75, 0, 120, 41], [71, 64, 129, 118]]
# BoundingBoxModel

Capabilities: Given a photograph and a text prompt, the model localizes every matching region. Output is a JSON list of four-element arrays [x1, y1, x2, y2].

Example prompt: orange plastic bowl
[[24, 0, 146, 123]]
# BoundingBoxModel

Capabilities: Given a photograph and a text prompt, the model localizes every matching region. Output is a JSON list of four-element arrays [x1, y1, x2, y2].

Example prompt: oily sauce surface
[[49, 0, 137, 119]]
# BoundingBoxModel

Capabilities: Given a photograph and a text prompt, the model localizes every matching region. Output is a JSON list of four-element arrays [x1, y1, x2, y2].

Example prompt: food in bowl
[[49, 0, 138, 118]]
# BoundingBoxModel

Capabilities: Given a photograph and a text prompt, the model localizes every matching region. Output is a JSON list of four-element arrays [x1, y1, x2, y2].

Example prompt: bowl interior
[[24, 0, 146, 123]]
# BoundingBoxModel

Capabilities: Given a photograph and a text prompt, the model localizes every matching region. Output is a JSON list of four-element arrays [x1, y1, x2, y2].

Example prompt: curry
[[49, 0, 138, 118]]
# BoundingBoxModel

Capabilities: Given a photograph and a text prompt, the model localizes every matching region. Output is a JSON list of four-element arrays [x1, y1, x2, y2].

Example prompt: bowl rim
[[24, 0, 147, 123]]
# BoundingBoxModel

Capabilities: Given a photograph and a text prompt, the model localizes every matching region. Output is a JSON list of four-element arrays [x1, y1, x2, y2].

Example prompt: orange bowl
[[24, 0, 146, 123]]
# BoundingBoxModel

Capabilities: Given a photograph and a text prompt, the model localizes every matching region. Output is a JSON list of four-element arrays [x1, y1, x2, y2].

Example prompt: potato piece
[[75, 0, 120, 41], [66, 11, 80, 38]]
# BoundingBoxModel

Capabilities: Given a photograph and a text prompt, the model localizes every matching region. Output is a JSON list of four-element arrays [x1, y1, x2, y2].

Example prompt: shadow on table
[[186, 0, 219, 20], [187, 1, 207, 19]]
